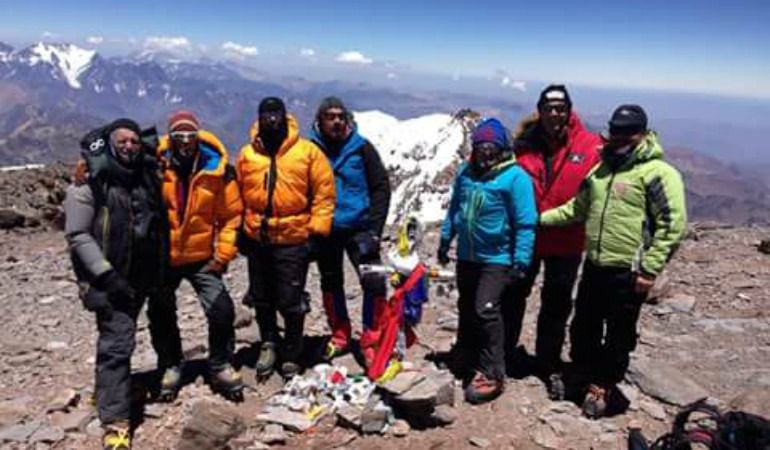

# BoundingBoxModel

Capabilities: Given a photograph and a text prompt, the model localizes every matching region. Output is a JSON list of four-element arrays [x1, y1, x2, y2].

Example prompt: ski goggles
[[170, 131, 198, 142]]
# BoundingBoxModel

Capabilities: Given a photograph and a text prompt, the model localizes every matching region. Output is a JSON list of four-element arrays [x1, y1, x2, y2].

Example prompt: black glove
[[353, 231, 380, 260], [95, 270, 136, 301], [437, 240, 451, 265], [508, 264, 529, 282], [80, 286, 112, 317], [307, 237, 321, 262]]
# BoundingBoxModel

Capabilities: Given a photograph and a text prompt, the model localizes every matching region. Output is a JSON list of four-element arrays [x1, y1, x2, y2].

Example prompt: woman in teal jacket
[[438, 118, 537, 404]]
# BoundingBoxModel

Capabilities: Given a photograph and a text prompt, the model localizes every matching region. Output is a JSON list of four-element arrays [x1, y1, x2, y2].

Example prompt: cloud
[[41, 31, 59, 39], [300, 48, 315, 57], [221, 41, 259, 58], [335, 51, 373, 65], [86, 36, 104, 45], [500, 77, 527, 92], [143, 36, 192, 52], [499, 73, 527, 92], [386, 73, 397, 79]]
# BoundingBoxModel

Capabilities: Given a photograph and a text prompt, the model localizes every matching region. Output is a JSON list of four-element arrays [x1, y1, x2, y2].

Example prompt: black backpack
[[629, 399, 770, 450]]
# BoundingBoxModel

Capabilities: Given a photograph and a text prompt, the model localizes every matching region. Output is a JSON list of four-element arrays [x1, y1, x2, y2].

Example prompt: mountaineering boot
[[322, 291, 351, 360], [210, 365, 244, 401], [102, 421, 131, 450], [464, 371, 504, 404], [256, 341, 276, 377], [158, 365, 182, 401], [582, 384, 608, 419], [547, 372, 566, 401], [280, 313, 305, 380]]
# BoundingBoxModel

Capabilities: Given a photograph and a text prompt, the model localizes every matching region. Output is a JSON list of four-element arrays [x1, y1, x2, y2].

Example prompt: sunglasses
[[170, 131, 198, 141], [541, 103, 569, 114], [322, 112, 347, 121]]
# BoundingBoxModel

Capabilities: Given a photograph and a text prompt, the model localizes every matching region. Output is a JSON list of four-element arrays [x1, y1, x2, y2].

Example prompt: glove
[[236, 229, 257, 256], [353, 231, 380, 260], [437, 240, 451, 265], [508, 264, 529, 282], [95, 270, 136, 301], [80, 286, 112, 317], [203, 259, 226, 275], [307, 237, 321, 262]]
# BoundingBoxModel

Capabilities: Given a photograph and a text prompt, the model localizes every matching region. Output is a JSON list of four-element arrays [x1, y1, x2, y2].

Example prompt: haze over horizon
[[2, 0, 769, 101]]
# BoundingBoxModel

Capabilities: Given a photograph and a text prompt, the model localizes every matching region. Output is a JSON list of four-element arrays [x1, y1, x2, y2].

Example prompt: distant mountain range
[[355, 111, 770, 226], [0, 41, 523, 164], [1, 41, 768, 225]]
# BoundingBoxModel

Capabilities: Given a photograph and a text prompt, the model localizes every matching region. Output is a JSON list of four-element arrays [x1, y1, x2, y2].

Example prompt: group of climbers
[[438, 85, 687, 412], [63, 85, 686, 450]]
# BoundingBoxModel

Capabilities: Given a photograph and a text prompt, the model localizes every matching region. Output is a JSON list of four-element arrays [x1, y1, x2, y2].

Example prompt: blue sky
[[2, 0, 769, 99]]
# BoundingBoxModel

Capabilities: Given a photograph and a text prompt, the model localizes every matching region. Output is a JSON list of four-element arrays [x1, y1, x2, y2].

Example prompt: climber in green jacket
[[540, 104, 687, 419]]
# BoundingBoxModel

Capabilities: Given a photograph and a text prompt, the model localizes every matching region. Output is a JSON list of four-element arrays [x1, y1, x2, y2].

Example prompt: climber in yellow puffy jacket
[[147, 110, 245, 400], [237, 97, 335, 378]]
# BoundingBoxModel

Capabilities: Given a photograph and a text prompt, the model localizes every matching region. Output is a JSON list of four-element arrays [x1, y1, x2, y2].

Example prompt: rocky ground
[[0, 222, 769, 449]]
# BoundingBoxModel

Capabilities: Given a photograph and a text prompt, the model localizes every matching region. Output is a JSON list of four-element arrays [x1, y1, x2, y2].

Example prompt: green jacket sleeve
[[539, 178, 591, 226], [640, 163, 687, 276]]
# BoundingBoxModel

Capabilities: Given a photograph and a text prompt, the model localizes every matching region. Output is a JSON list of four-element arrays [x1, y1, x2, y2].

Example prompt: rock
[[379, 371, 425, 396], [728, 389, 770, 417], [49, 409, 94, 432], [45, 341, 69, 352], [0, 420, 42, 443], [257, 406, 314, 433], [616, 383, 640, 411], [233, 305, 254, 329], [40, 317, 60, 327], [361, 403, 392, 434], [178, 401, 246, 450], [0, 397, 35, 426], [430, 405, 457, 426], [661, 293, 696, 313], [143, 403, 166, 419], [46, 388, 80, 412], [469, 436, 491, 448], [6, 352, 40, 366], [529, 423, 561, 449], [38, 296, 56, 305], [336, 405, 362, 430], [29, 425, 64, 443], [390, 419, 410, 437], [0, 209, 26, 229], [393, 369, 454, 409], [640, 399, 667, 420], [436, 314, 458, 332], [647, 272, 671, 302], [627, 357, 709, 406], [259, 424, 286, 445], [85, 418, 102, 437], [758, 239, 770, 254]]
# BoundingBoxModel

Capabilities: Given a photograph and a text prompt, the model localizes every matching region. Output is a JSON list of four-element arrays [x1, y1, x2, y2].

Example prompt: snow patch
[[25, 43, 95, 89], [355, 110, 472, 224]]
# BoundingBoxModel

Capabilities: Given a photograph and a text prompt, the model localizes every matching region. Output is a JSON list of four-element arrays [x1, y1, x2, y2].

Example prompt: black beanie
[[537, 84, 572, 111], [258, 97, 286, 115], [107, 118, 141, 136]]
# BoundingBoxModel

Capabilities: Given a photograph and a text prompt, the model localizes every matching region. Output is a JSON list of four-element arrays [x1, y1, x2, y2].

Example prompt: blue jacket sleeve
[[440, 166, 464, 246], [507, 167, 537, 268]]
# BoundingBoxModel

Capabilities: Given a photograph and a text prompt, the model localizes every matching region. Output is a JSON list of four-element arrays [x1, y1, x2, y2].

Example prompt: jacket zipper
[[596, 171, 616, 264], [101, 206, 110, 259]]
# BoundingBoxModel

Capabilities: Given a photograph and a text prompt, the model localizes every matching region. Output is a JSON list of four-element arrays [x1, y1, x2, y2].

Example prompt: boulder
[[627, 357, 709, 406], [178, 401, 246, 450]]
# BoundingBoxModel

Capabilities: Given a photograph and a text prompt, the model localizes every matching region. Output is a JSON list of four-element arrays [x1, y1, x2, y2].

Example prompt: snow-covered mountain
[[355, 109, 481, 224], [6, 43, 96, 89]]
